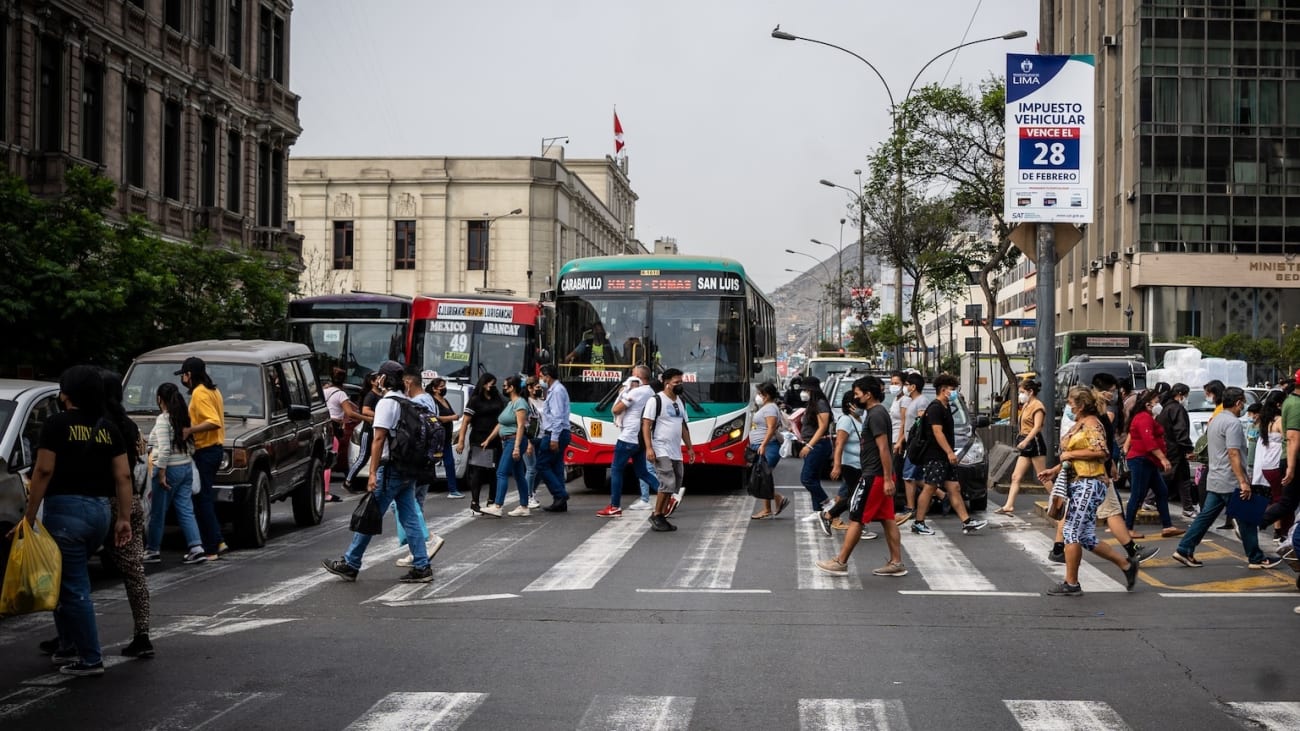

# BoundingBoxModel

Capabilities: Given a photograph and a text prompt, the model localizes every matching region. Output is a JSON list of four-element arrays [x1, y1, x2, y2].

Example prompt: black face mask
[[672, 384, 684, 396]]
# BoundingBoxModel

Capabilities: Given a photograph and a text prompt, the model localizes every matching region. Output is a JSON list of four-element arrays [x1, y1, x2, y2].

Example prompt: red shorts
[[848, 475, 895, 524]]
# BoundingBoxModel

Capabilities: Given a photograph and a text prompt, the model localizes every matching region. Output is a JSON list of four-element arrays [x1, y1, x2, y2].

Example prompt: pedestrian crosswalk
[[3, 687, 1296, 730]]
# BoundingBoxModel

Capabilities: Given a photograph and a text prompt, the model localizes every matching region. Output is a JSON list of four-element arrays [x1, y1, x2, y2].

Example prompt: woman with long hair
[[1124, 389, 1181, 537], [343, 372, 381, 492], [1037, 386, 1140, 597], [11, 365, 133, 676], [748, 381, 790, 519], [426, 377, 463, 498], [796, 375, 834, 517], [523, 376, 546, 508], [1252, 390, 1290, 543], [321, 367, 349, 503], [456, 372, 504, 514], [998, 379, 1046, 515], [483, 375, 532, 516], [145, 382, 206, 566]]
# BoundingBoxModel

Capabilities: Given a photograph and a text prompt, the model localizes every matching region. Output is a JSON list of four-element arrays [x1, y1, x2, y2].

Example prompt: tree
[[0, 166, 298, 377]]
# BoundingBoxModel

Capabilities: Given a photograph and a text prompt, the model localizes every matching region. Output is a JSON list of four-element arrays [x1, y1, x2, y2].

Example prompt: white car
[[1185, 390, 1257, 447], [0, 380, 62, 569]]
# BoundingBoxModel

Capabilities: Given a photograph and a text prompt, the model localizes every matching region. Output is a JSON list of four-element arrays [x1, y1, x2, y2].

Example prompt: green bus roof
[[558, 255, 747, 276]]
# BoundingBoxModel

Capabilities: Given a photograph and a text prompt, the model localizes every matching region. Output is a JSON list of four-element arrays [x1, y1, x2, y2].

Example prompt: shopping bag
[[1047, 469, 1070, 521], [1226, 489, 1269, 525], [0, 519, 63, 616], [746, 459, 775, 500], [350, 492, 383, 535]]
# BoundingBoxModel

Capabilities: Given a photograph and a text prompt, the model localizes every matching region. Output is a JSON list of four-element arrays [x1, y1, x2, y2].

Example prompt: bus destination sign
[[560, 272, 742, 294]]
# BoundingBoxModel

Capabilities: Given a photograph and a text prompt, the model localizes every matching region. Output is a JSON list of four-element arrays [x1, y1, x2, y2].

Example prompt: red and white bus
[[408, 294, 546, 385]]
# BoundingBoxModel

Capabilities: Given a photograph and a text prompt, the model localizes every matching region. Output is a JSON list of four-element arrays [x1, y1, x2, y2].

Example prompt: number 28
[[1032, 142, 1066, 166]]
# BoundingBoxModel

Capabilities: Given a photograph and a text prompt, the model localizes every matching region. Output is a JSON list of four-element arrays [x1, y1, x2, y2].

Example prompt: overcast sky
[[290, 0, 1037, 293]]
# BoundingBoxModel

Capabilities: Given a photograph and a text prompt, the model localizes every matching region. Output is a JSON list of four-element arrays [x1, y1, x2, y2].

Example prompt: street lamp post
[[774, 25, 1027, 369], [785, 267, 828, 352], [810, 235, 844, 345], [786, 252, 835, 350], [481, 208, 524, 291]]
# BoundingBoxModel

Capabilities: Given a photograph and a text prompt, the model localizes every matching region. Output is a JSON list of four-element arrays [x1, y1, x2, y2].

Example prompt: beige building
[[288, 151, 641, 299], [1041, 0, 1300, 344], [1, 0, 302, 253]]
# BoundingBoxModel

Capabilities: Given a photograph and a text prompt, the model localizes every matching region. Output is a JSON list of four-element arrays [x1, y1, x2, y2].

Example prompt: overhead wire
[[940, 0, 984, 86]]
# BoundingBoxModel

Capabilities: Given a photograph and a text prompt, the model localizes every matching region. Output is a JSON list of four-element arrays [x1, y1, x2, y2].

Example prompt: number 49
[[1033, 142, 1067, 166]]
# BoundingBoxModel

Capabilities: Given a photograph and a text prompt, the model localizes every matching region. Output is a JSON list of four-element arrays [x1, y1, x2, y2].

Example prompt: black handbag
[[350, 492, 383, 535], [746, 458, 775, 500]]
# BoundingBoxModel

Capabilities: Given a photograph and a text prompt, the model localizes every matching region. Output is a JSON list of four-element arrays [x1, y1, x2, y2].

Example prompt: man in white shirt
[[642, 368, 694, 532], [599, 366, 660, 517]]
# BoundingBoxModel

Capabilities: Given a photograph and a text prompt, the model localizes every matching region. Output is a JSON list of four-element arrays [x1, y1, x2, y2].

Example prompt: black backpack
[[387, 397, 446, 474], [904, 412, 930, 464]]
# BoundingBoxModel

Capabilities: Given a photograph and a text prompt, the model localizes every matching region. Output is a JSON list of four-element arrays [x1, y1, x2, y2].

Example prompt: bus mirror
[[537, 348, 551, 363], [752, 360, 763, 376]]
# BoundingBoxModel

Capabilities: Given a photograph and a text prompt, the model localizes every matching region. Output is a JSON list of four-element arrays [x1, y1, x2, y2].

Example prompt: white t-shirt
[[323, 385, 348, 421], [372, 391, 407, 460], [617, 384, 655, 444], [890, 393, 910, 443], [643, 392, 687, 460]]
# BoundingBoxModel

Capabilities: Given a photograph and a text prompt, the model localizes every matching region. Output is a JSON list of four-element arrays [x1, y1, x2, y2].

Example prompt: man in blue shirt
[[536, 364, 572, 512]]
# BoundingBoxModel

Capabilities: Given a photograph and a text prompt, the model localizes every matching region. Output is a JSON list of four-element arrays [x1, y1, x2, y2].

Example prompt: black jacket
[[1157, 400, 1193, 454]]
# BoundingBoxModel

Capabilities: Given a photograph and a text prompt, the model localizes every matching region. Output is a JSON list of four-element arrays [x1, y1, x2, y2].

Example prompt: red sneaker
[[596, 505, 623, 518]]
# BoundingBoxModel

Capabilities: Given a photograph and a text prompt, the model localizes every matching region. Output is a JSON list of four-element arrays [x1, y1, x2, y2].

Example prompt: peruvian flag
[[614, 111, 625, 157]]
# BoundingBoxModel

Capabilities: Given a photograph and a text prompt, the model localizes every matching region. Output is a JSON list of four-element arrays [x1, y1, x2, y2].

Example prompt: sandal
[[774, 494, 790, 517], [751, 511, 773, 520], [994, 507, 1015, 515]]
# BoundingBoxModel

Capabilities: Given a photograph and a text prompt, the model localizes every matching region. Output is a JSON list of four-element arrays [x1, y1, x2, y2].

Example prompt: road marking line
[[663, 494, 751, 589], [0, 687, 66, 720], [193, 618, 299, 636], [900, 526, 997, 592], [345, 692, 487, 731], [636, 588, 771, 594], [383, 594, 519, 607], [899, 590, 1040, 597], [22, 655, 132, 686], [142, 692, 281, 731], [996, 513, 1127, 592], [1223, 702, 1300, 730], [1004, 700, 1131, 730], [576, 694, 695, 731], [795, 492, 863, 590], [367, 521, 547, 604], [1157, 592, 1299, 598], [523, 516, 652, 592], [797, 698, 911, 731]]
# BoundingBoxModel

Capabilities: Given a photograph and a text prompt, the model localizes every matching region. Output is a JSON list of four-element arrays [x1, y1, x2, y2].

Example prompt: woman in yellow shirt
[[1038, 386, 1140, 596], [178, 357, 227, 559]]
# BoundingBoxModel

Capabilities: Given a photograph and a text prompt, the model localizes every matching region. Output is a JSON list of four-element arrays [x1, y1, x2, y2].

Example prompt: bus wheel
[[582, 466, 607, 492]]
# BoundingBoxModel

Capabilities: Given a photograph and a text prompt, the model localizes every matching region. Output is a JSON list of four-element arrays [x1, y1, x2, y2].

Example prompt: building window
[[163, 100, 182, 200], [333, 221, 354, 269], [258, 7, 272, 79], [124, 81, 145, 187], [127, 0, 143, 6], [271, 149, 283, 226], [80, 61, 103, 163], [38, 37, 62, 152], [272, 15, 285, 82], [227, 0, 243, 69], [395, 220, 416, 270], [164, 0, 184, 31], [467, 220, 488, 270], [199, 117, 216, 207], [256, 142, 270, 226], [201, 0, 217, 46], [226, 130, 241, 212]]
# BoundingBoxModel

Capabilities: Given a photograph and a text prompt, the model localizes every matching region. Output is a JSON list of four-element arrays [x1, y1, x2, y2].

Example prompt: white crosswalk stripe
[[345, 692, 487, 731], [992, 512, 1128, 592], [369, 521, 547, 604], [1222, 701, 1300, 730], [140, 691, 281, 730], [0, 687, 66, 721], [899, 525, 997, 592], [794, 491, 863, 589], [523, 513, 652, 591], [662, 494, 752, 589], [798, 698, 911, 731], [576, 694, 696, 731], [1003, 700, 1132, 730]]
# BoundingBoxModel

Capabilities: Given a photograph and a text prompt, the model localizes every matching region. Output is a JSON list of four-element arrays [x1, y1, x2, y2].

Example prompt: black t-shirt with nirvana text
[[39, 410, 127, 498]]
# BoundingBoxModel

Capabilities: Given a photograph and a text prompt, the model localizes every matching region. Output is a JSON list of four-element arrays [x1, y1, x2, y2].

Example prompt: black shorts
[[1018, 433, 1047, 459], [922, 459, 958, 486]]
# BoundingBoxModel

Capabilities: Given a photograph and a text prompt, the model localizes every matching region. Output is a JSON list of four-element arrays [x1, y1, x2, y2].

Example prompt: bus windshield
[[556, 294, 746, 404], [414, 324, 535, 382], [288, 321, 405, 389]]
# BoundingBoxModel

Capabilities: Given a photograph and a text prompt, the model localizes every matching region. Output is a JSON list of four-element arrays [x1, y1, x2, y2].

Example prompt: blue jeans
[[757, 440, 782, 470], [523, 448, 538, 498], [191, 445, 225, 553], [147, 463, 203, 552], [1125, 458, 1173, 529], [442, 447, 460, 495], [43, 495, 112, 665], [344, 465, 428, 569], [495, 435, 530, 505], [1178, 490, 1266, 563], [535, 430, 571, 501], [609, 439, 659, 508], [395, 480, 430, 548], [800, 439, 832, 508]]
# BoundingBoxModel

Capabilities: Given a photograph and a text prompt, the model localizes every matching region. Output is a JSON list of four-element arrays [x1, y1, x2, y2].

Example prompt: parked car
[[804, 356, 875, 384], [1054, 356, 1148, 418], [825, 374, 990, 512], [0, 380, 62, 574], [347, 386, 467, 492], [122, 340, 333, 548], [1186, 389, 1257, 446]]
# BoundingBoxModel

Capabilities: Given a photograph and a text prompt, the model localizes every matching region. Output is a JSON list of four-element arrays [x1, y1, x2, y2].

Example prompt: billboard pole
[[1036, 223, 1058, 464]]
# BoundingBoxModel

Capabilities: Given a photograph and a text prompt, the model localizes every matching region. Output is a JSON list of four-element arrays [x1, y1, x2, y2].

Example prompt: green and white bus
[[553, 255, 776, 490]]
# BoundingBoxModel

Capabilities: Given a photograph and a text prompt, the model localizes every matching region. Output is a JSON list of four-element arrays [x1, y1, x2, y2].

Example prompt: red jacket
[[1126, 410, 1165, 464]]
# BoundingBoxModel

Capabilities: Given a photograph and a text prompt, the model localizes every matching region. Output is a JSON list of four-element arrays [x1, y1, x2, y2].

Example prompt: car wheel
[[235, 471, 271, 548], [582, 466, 607, 492], [292, 456, 326, 527]]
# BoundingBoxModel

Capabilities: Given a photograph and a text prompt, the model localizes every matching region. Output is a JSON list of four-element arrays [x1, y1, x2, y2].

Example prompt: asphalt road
[[1, 459, 1298, 730]]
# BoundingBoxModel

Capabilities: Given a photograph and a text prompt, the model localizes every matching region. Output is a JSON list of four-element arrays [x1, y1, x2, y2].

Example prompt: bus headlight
[[570, 422, 587, 440], [711, 416, 746, 442]]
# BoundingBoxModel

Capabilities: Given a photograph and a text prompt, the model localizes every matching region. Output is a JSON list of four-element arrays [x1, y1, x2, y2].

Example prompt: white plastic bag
[[190, 457, 201, 495], [778, 432, 795, 459]]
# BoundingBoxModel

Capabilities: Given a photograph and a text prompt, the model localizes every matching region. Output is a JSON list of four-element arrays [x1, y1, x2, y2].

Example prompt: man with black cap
[[323, 360, 433, 583], [177, 357, 227, 559]]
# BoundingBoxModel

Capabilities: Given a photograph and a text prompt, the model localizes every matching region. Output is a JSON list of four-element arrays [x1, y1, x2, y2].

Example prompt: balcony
[[255, 80, 302, 132]]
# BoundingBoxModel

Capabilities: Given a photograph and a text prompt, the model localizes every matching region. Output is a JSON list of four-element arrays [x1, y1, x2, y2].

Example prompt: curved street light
[[482, 208, 525, 290]]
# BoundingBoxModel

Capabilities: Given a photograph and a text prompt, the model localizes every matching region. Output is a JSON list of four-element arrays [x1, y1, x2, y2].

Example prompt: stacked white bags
[[1146, 348, 1247, 389]]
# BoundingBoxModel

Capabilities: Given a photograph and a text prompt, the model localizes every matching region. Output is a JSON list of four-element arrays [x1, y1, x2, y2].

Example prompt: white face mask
[[754, 394, 765, 407], [889, 385, 902, 395], [1152, 403, 1163, 417], [800, 391, 810, 403], [1018, 392, 1029, 404]]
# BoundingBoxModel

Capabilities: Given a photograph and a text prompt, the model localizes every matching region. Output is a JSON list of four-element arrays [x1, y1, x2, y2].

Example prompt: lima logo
[[1012, 57, 1040, 86]]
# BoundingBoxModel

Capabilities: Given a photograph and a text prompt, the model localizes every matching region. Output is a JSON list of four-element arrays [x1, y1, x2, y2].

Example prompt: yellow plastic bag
[[0, 519, 63, 616]]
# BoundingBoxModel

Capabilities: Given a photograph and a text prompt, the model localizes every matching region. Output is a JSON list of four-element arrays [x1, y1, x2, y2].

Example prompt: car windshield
[[1184, 389, 1257, 413], [122, 363, 267, 418], [829, 380, 969, 427], [0, 399, 16, 436], [808, 360, 872, 382]]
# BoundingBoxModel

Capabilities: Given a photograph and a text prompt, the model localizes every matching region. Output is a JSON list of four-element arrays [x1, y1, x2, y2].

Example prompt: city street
[[1, 459, 1297, 730]]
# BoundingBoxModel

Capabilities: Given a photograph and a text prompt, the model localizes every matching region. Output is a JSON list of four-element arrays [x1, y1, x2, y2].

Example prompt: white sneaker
[[508, 505, 531, 517], [626, 499, 651, 511], [426, 535, 446, 560], [527, 496, 541, 509], [395, 554, 414, 567], [481, 504, 503, 517]]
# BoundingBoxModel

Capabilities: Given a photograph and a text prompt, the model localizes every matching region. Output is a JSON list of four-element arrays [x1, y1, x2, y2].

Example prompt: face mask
[[1064, 405, 1076, 421], [800, 391, 810, 402], [889, 385, 902, 396], [672, 385, 684, 396], [754, 394, 764, 407], [1018, 392, 1029, 404], [1152, 403, 1163, 417]]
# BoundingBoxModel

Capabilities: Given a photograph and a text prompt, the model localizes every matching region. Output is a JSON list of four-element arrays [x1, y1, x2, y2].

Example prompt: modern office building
[[1040, 0, 1300, 343], [287, 151, 641, 299], [0, 0, 302, 253]]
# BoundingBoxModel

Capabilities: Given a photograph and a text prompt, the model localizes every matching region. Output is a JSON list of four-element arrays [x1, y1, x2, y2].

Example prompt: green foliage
[[0, 166, 298, 377]]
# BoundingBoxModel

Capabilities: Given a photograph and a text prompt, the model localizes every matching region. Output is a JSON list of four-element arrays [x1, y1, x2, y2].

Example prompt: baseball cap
[[1294, 368, 1300, 384], [174, 356, 206, 376], [378, 360, 404, 380]]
